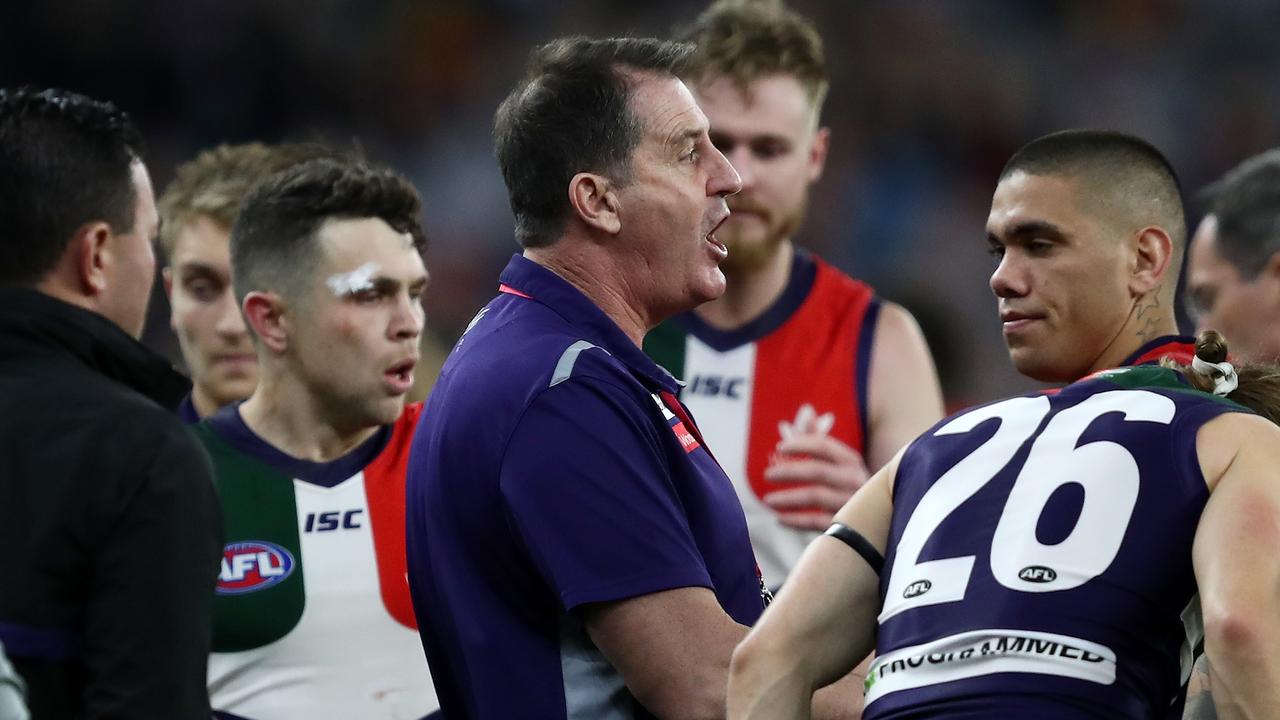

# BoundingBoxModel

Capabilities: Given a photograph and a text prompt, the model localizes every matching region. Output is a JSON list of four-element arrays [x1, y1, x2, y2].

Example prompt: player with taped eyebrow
[[194, 156, 441, 719]]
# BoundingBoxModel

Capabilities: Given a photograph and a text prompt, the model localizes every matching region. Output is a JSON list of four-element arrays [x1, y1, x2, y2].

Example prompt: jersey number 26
[[880, 390, 1175, 622]]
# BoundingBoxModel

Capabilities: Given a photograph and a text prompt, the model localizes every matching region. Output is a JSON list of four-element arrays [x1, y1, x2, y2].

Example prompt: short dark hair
[[676, 0, 829, 113], [1201, 149, 1280, 278], [493, 36, 694, 248], [1000, 129, 1186, 251], [231, 158, 425, 307], [0, 87, 143, 286], [157, 141, 340, 261]]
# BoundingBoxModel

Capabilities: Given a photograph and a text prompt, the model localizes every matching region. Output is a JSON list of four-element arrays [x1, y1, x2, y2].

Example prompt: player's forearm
[[727, 636, 814, 720], [728, 642, 860, 720], [810, 669, 863, 720]]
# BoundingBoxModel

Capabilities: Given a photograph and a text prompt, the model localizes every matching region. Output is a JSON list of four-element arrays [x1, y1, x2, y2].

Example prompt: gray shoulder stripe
[[550, 340, 604, 387]]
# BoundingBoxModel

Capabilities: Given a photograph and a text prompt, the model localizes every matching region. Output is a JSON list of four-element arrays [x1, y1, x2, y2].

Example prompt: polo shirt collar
[[498, 254, 681, 394]]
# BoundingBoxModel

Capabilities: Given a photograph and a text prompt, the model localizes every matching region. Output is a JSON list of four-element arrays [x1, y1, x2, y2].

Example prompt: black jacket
[[0, 289, 221, 720]]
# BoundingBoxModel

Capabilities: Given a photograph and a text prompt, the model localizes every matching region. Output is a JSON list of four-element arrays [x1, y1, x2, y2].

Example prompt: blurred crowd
[[5, 0, 1280, 404]]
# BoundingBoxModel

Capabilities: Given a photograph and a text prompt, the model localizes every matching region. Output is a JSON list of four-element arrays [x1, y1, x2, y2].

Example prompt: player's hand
[[763, 433, 870, 531]]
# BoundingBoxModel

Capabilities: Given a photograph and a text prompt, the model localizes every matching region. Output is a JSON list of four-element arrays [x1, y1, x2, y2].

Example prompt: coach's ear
[[1130, 225, 1174, 296], [242, 291, 289, 354], [1260, 251, 1280, 307], [1262, 251, 1280, 287], [568, 172, 621, 236], [69, 220, 114, 297]]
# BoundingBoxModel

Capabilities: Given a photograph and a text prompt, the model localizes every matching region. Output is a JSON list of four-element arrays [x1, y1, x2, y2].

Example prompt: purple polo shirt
[[406, 255, 764, 720]]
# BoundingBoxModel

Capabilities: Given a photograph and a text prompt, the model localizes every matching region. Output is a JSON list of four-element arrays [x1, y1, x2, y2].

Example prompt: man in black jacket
[[0, 87, 222, 719]]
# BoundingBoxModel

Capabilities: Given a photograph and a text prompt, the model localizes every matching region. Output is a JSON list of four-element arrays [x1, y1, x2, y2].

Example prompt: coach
[[406, 37, 857, 720], [0, 88, 221, 719]]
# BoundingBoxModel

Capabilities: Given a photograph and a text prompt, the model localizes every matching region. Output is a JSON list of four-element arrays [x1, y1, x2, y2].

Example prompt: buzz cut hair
[[1000, 129, 1187, 253], [230, 157, 425, 308], [675, 0, 829, 115], [1201, 148, 1280, 278], [156, 141, 340, 261]]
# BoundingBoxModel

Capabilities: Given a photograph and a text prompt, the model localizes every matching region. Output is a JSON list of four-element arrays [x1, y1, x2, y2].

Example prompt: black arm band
[[823, 522, 884, 576]]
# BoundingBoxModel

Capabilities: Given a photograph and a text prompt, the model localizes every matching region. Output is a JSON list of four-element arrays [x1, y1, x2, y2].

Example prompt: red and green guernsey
[[644, 251, 879, 587], [194, 402, 440, 720]]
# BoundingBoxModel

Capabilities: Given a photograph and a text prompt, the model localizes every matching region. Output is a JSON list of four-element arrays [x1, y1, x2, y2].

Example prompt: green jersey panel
[[194, 424, 306, 652]]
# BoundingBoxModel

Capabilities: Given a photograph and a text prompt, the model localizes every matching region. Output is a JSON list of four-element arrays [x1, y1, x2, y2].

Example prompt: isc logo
[[1019, 565, 1058, 583], [304, 509, 364, 533], [688, 375, 745, 399], [218, 541, 295, 595]]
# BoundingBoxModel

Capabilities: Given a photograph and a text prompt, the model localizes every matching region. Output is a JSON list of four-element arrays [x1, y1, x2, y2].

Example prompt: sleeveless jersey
[[865, 366, 1248, 718], [195, 403, 439, 720], [645, 251, 879, 586]]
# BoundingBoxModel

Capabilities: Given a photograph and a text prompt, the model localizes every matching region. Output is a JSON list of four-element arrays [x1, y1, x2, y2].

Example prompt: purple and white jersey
[[866, 366, 1248, 719]]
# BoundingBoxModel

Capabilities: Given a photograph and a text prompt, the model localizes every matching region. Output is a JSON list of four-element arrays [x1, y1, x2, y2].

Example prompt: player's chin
[[368, 396, 408, 425], [1010, 349, 1079, 384], [719, 234, 779, 274], [214, 375, 257, 401]]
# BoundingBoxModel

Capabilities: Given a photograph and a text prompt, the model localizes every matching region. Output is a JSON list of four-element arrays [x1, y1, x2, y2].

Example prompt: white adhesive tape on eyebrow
[[325, 262, 380, 297]]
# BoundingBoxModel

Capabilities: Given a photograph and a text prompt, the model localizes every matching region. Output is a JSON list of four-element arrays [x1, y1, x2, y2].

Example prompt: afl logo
[[903, 579, 932, 599], [217, 541, 295, 595], [1019, 565, 1057, 583]]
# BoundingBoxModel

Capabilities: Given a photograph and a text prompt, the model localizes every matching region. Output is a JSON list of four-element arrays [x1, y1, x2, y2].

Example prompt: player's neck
[[694, 242, 794, 331], [238, 372, 379, 463], [1089, 292, 1180, 375]]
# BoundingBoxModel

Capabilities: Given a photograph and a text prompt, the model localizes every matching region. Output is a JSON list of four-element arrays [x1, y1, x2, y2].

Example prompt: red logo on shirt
[[217, 541, 295, 595], [672, 421, 700, 454]]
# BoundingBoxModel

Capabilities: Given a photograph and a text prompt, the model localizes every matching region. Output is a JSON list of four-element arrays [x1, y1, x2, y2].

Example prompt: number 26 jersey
[[866, 367, 1247, 719]]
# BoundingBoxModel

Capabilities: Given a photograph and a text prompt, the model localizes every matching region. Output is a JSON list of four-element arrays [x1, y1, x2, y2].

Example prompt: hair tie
[[1191, 355, 1238, 396]]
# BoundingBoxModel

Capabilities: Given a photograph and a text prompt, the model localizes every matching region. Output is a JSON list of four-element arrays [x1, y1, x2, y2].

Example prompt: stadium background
[[4, 0, 1279, 407]]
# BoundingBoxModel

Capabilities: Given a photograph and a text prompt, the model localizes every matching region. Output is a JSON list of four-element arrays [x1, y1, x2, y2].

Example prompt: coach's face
[[613, 72, 742, 319], [987, 172, 1135, 382], [101, 160, 159, 339], [1186, 215, 1280, 363]]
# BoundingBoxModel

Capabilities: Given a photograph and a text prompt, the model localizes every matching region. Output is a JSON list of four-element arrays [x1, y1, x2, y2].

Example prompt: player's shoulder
[[809, 252, 876, 301], [1075, 365, 1188, 392], [1070, 365, 1249, 411], [399, 400, 425, 428], [1197, 409, 1279, 453], [867, 300, 930, 357], [385, 400, 425, 456], [1196, 408, 1280, 495]]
